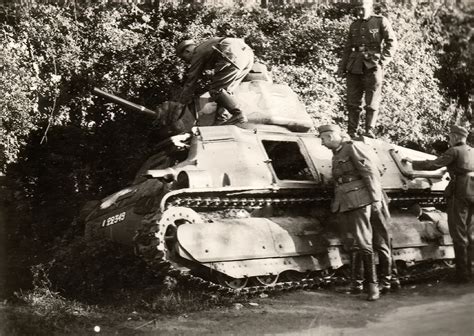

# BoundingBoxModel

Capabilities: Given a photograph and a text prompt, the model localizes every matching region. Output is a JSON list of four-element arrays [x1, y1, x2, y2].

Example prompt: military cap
[[449, 125, 469, 138], [318, 124, 341, 134], [176, 39, 196, 55]]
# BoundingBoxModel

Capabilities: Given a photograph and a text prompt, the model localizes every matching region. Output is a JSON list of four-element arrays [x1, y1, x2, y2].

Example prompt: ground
[[2, 279, 472, 335], [134, 280, 474, 336]]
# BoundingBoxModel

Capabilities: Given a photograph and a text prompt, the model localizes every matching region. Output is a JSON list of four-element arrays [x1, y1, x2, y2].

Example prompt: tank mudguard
[[390, 208, 451, 248], [176, 216, 328, 263]]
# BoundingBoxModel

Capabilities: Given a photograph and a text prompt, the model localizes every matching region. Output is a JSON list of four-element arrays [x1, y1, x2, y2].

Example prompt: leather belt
[[351, 46, 380, 53], [336, 176, 362, 184], [351, 46, 367, 52]]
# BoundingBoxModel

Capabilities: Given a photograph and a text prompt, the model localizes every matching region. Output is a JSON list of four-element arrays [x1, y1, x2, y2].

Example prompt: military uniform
[[331, 139, 393, 291], [339, 14, 397, 137], [179, 37, 254, 104], [412, 127, 474, 281]]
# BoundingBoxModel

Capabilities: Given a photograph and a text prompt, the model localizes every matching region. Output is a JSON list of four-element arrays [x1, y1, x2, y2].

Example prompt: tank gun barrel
[[92, 87, 158, 118]]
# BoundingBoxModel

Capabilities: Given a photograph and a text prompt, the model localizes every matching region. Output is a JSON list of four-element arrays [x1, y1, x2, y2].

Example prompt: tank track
[[165, 193, 445, 209], [135, 193, 453, 297], [148, 258, 453, 298], [166, 195, 330, 209]]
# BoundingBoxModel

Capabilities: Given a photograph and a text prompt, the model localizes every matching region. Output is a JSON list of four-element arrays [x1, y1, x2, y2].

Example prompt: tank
[[84, 68, 454, 293]]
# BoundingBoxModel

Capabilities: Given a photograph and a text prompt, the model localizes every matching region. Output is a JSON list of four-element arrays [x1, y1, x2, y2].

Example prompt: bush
[[47, 238, 160, 302], [432, 6, 473, 114]]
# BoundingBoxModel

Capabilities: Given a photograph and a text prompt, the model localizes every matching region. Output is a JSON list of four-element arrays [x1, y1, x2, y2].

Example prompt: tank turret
[[93, 63, 314, 133]]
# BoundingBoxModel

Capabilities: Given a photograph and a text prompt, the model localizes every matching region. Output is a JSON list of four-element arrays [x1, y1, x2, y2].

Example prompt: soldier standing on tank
[[336, 0, 397, 139], [403, 125, 474, 283], [175, 37, 254, 125], [318, 124, 394, 301]]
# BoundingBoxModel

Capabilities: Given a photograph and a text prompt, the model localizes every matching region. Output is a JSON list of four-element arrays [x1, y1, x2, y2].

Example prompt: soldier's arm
[[380, 17, 397, 67], [412, 148, 457, 171], [337, 23, 353, 75], [349, 143, 382, 202], [179, 54, 206, 103]]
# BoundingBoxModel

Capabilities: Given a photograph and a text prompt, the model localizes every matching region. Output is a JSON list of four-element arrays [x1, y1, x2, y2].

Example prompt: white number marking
[[101, 211, 126, 227]]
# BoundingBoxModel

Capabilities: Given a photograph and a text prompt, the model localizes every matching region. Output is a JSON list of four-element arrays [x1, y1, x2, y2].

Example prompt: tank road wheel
[[282, 270, 307, 282], [216, 273, 248, 290], [441, 259, 455, 269], [252, 274, 279, 286], [394, 260, 411, 277], [319, 268, 336, 278], [334, 264, 351, 279]]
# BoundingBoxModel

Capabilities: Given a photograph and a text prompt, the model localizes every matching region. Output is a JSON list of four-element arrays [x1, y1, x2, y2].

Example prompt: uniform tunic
[[339, 15, 397, 131], [412, 143, 474, 278], [340, 15, 397, 75], [179, 37, 254, 103], [331, 141, 391, 262]]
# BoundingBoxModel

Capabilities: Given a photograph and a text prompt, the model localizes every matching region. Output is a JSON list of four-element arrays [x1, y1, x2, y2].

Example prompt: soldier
[[336, 0, 397, 138], [403, 125, 474, 283], [318, 124, 394, 301], [176, 37, 254, 125]]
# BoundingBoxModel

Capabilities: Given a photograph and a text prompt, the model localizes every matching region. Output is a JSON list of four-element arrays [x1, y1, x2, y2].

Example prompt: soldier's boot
[[214, 91, 248, 125], [453, 245, 471, 283], [364, 108, 378, 138], [350, 252, 364, 294], [379, 254, 392, 294], [468, 247, 473, 280], [389, 255, 401, 290], [363, 254, 380, 301], [347, 107, 361, 138], [390, 261, 401, 291]]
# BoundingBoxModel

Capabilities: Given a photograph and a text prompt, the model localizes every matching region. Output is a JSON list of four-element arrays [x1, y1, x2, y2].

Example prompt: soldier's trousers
[[209, 38, 254, 98], [447, 196, 474, 279], [346, 67, 384, 133], [342, 202, 392, 280]]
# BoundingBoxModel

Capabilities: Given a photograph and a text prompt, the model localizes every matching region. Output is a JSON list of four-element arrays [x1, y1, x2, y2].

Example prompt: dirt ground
[[80, 279, 474, 336]]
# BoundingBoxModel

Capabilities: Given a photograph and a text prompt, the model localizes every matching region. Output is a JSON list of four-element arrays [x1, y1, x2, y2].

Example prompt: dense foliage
[[432, 6, 473, 113], [1, 2, 472, 298]]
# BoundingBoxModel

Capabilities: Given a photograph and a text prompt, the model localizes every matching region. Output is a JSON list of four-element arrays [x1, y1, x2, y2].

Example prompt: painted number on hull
[[101, 212, 126, 227]]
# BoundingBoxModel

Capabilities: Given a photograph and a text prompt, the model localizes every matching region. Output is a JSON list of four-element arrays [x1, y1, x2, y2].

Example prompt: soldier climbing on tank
[[175, 37, 254, 125], [336, 0, 397, 139], [403, 125, 474, 283], [318, 124, 395, 301]]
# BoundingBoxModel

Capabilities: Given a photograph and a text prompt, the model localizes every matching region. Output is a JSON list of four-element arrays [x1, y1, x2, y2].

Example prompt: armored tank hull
[[84, 118, 453, 293]]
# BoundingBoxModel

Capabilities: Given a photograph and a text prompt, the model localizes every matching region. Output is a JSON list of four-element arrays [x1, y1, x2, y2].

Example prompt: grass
[[1, 251, 245, 335], [1, 287, 243, 335]]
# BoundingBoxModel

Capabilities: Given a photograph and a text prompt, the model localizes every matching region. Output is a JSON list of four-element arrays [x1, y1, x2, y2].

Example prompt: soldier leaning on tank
[[175, 37, 254, 125], [336, 0, 397, 139], [403, 125, 474, 283], [318, 124, 395, 301]]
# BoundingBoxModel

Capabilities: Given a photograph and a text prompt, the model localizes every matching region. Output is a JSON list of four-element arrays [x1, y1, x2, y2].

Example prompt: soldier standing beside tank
[[318, 124, 394, 301], [403, 125, 474, 283], [336, 0, 397, 139], [176, 37, 254, 125]]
